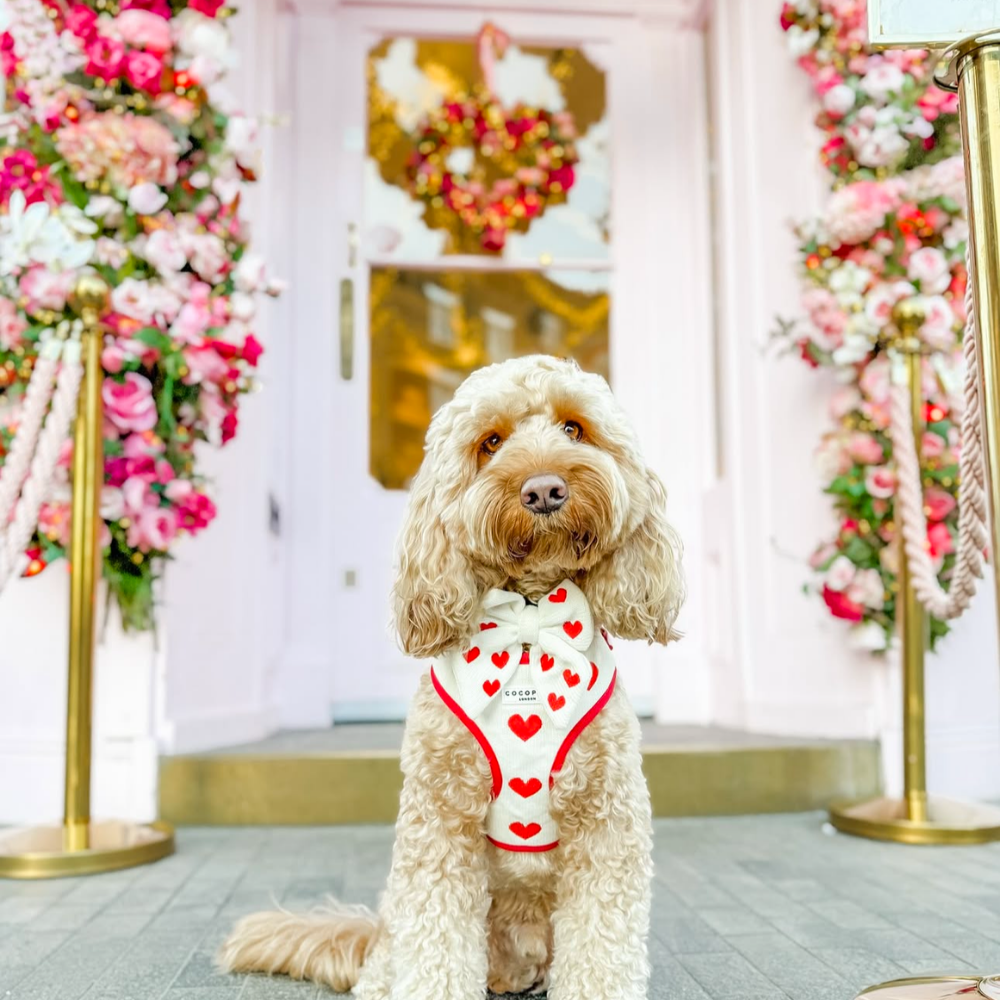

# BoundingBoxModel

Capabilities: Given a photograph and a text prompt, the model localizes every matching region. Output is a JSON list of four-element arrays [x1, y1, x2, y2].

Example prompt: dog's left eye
[[563, 421, 583, 441], [481, 433, 504, 456]]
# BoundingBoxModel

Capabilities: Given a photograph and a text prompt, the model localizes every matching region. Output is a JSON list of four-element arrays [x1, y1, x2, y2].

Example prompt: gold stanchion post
[[828, 305, 1000, 845], [0, 274, 174, 879]]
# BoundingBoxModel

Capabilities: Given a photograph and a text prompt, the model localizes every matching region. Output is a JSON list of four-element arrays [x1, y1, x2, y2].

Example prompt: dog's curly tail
[[217, 901, 381, 991]]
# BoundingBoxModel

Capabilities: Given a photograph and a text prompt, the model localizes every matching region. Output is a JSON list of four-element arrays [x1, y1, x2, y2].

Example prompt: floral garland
[[779, 0, 967, 652], [0, 0, 281, 630], [780, 0, 960, 180], [405, 88, 579, 253]]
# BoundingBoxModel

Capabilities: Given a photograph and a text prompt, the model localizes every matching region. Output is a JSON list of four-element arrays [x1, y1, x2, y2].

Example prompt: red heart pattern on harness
[[480, 622, 498, 631], [540, 653, 555, 672], [464, 647, 480, 663], [563, 620, 582, 639], [548, 692, 566, 711], [508, 714, 542, 741], [588, 661, 599, 691], [548, 588, 567, 603], [509, 777, 542, 798], [492, 651, 509, 669], [483, 679, 500, 697], [563, 669, 580, 688], [509, 821, 542, 840]]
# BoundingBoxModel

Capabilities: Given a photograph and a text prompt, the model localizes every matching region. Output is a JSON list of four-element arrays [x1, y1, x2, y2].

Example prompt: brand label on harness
[[502, 686, 539, 706]]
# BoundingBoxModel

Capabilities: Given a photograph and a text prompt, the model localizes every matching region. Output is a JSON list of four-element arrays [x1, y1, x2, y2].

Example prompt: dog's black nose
[[520, 474, 568, 514]]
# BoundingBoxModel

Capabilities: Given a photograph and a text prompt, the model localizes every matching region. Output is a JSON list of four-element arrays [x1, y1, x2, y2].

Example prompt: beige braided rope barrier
[[889, 248, 990, 620]]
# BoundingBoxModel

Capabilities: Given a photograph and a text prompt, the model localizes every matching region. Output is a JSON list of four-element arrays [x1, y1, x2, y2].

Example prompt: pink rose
[[916, 294, 958, 351], [846, 432, 883, 466], [85, 36, 126, 81], [924, 487, 957, 522], [114, 8, 172, 52], [19, 267, 74, 313], [101, 344, 127, 374], [170, 301, 212, 344], [0, 298, 27, 350], [38, 501, 72, 547], [128, 181, 168, 216], [922, 431, 946, 459], [242, 333, 263, 366], [908, 247, 951, 294], [830, 385, 862, 420], [865, 466, 897, 499], [125, 50, 164, 95], [103, 373, 158, 433], [175, 489, 217, 532], [143, 228, 185, 274], [182, 345, 230, 384], [127, 505, 178, 552]]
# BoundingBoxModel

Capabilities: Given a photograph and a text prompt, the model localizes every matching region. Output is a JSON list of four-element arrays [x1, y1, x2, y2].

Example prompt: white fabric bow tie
[[449, 578, 598, 728]]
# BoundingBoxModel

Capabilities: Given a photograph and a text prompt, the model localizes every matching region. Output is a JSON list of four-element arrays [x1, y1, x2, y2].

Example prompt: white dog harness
[[431, 579, 617, 852]]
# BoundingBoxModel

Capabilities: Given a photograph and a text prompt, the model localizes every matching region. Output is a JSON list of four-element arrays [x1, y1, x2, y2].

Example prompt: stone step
[[159, 723, 881, 825]]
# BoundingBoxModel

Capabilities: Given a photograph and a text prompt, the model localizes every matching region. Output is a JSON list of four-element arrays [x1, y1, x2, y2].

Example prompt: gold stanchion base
[[0, 819, 174, 879], [829, 796, 1000, 845], [856, 975, 1000, 998]]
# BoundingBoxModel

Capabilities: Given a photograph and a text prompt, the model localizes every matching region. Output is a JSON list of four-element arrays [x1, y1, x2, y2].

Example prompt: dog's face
[[393, 355, 683, 658]]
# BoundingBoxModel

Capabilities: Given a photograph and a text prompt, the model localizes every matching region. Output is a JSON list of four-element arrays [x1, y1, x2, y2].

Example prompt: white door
[[327, 5, 665, 721]]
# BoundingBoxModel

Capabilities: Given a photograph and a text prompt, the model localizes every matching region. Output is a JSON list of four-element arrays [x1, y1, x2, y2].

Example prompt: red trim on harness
[[550, 669, 617, 781], [487, 835, 560, 853], [431, 666, 502, 800]]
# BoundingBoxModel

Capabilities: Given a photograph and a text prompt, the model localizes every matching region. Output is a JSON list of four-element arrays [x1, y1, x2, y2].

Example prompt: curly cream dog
[[220, 355, 683, 999]]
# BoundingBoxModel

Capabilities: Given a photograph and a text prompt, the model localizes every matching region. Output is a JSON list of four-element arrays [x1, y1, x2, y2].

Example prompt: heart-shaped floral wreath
[[406, 86, 579, 252]]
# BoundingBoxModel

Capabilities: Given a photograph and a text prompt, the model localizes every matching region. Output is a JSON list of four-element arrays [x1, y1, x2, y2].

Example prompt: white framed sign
[[868, 0, 1000, 49]]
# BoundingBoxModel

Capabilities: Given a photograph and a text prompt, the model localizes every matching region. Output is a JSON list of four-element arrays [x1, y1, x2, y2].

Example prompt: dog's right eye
[[481, 433, 504, 457]]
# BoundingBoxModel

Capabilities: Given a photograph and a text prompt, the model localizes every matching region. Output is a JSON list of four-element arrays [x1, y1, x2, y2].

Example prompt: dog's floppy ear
[[582, 469, 684, 644], [392, 462, 478, 659]]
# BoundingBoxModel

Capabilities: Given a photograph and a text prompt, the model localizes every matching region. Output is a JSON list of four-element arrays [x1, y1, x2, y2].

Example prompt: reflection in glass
[[370, 268, 610, 489]]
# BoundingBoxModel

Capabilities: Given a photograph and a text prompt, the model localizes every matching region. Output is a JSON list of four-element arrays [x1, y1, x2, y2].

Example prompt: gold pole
[[955, 40, 1000, 652], [0, 273, 174, 879], [63, 277, 105, 851], [828, 307, 1000, 844], [899, 350, 928, 825]]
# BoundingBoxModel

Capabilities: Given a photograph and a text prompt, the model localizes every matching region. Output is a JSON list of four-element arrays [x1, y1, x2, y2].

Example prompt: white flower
[[128, 182, 168, 216], [908, 248, 951, 294], [143, 228, 187, 275], [111, 277, 160, 323], [902, 115, 934, 140], [943, 218, 969, 250], [234, 253, 267, 293], [847, 568, 884, 609], [173, 9, 236, 84], [832, 331, 874, 365], [786, 25, 820, 57], [85, 195, 125, 227], [229, 291, 255, 321], [826, 555, 856, 593], [0, 190, 93, 275], [225, 114, 260, 171], [860, 60, 905, 102], [829, 261, 872, 296], [823, 84, 856, 118], [856, 125, 910, 168], [849, 621, 888, 652], [94, 237, 129, 268]]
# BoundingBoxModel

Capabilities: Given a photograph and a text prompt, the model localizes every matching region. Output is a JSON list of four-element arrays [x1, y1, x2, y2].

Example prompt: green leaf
[[157, 376, 177, 435], [134, 327, 173, 352]]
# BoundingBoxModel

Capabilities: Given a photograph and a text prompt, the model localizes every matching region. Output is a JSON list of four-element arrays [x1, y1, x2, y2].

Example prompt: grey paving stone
[[239, 976, 323, 999], [78, 929, 202, 1000], [678, 951, 792, 1000], [809, 947, 908, 990]]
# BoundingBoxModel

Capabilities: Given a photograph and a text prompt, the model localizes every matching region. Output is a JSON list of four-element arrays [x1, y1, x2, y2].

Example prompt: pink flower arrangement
[[780, 0, 960, 178], [778, 0, 966, 652], [0, 0, 281, 629]]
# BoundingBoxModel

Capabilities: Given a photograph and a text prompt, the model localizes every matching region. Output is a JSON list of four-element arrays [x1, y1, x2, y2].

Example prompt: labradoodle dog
[[220, 354, 684, 1000]]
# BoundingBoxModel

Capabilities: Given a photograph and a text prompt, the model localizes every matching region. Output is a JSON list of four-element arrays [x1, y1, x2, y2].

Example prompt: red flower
[[85, 36, 126, 82], [190, 0, 226, 15], [799, 340, 819, 368], [779, 3, 797, 30], [481, 227, 507, 252], [545, 165, 575, 193], [822, 585, 865, 622], [178, 492, 217, 533], [927, 522, 954, 558], [65, 4, 99, 41], [221, 409, 238, 444], [242, 334, 263, 367]]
